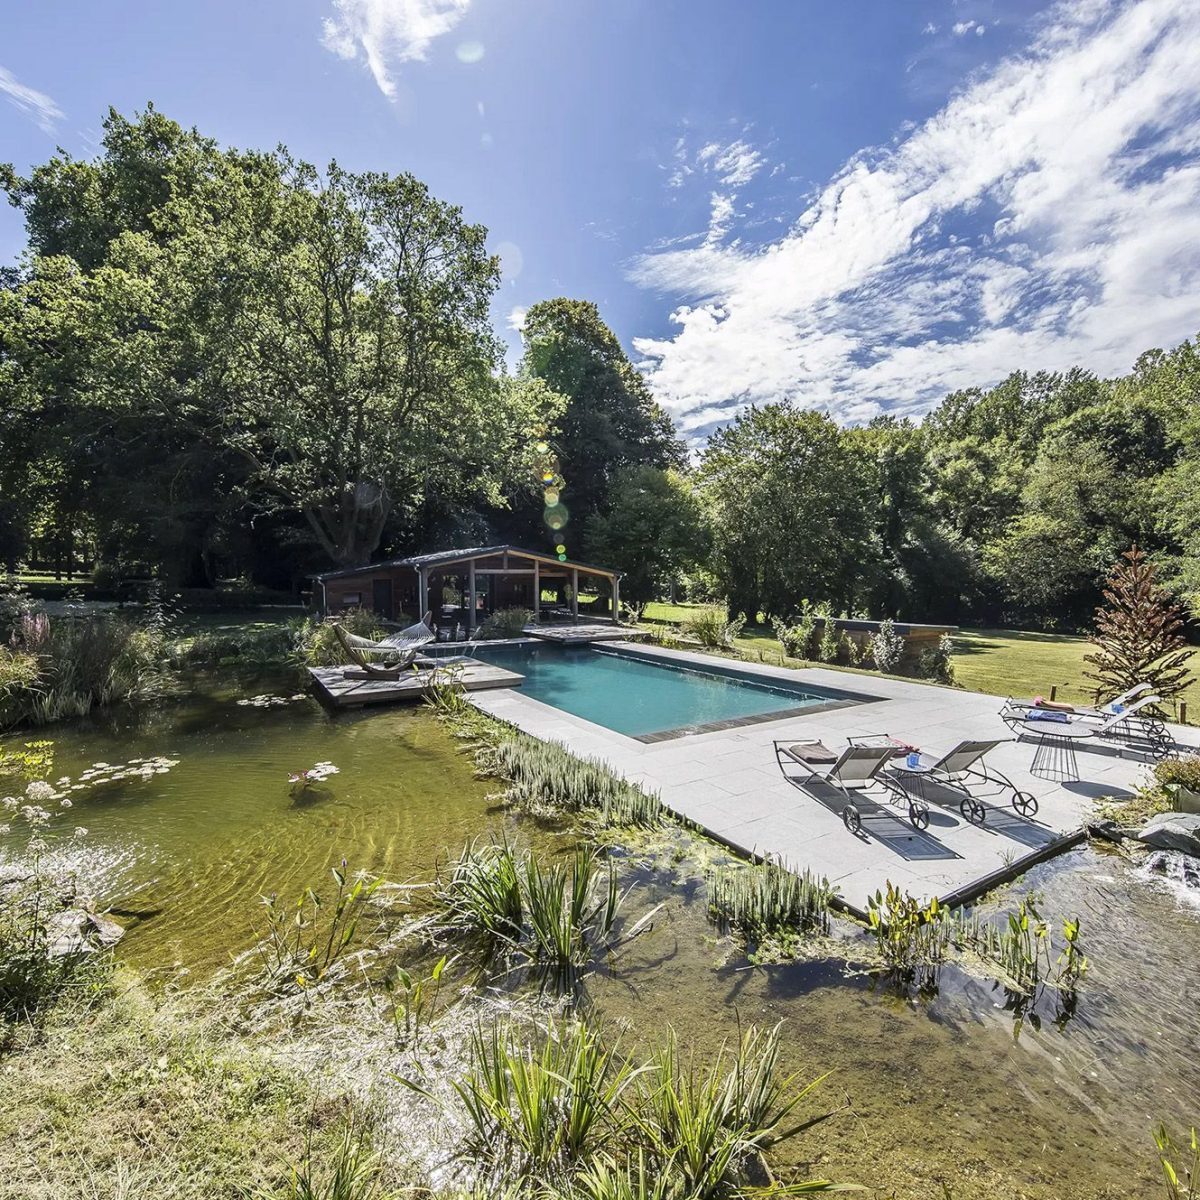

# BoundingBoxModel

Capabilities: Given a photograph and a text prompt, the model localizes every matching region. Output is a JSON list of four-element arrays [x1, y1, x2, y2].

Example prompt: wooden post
[[1050, 685, 1058, 702], [571, 567, 579, 622], [467, 560, 477, 631], [612, 574, 621, 623], [1181, 701, 1188, 725], [533, 560, 540, 624]]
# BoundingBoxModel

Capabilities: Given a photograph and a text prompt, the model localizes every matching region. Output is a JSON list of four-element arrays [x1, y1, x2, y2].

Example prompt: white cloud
[[697, 139, 767, 187], [506, 305, 527, 332], [0, 66, 63, 133], [321, 0, 471, 98], [630, 0, 1200, 438]]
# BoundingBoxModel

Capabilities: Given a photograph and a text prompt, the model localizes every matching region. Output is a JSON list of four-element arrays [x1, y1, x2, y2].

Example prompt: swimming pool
[[466, 643, 861, 740]]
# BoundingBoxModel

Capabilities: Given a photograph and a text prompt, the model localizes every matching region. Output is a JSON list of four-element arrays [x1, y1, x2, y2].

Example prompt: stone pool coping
[[467, 641, 1200, 913]]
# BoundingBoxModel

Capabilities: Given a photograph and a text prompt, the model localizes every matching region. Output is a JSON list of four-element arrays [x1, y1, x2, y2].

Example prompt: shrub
[[169, 622, 297, 668], [296, 609, 388, 667], [816, 612, 843, 664], [868, 619, 906, 674], [1155, 754, 1200, 793], [0, 611, 170, 728], [477, 607, 534, 640], [772, 603, 817, 660], [918, 633, 956, 685], [682, 606, 745, 649]]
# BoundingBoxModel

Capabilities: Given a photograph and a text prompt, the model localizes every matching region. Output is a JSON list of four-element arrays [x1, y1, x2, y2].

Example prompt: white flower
[[73, 827, 88, 839], [25, 780, 54, 802], [2, 797, 17, 812], [0, 824, 10, 836], [60, 798, 73, 809]]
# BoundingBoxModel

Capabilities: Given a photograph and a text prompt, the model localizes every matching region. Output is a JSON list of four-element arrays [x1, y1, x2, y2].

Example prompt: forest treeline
[[1, 108, 1197, 630]]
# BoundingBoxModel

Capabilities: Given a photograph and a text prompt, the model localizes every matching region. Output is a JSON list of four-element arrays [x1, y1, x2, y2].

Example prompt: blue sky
[[3, 0, 1200, 439]]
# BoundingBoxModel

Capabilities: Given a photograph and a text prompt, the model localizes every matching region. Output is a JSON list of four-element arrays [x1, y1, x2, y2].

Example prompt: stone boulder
[[1138, 812, 1200, 857]]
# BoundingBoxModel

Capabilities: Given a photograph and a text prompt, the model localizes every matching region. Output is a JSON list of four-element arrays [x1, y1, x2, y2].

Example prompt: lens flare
[[555, 543, 566, 554], [541, 471, 556, 484], [543, 488, 560, 506], [544, 503, 568, 531]]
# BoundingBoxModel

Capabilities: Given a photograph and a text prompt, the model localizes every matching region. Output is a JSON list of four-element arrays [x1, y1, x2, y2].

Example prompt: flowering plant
[[288, 761, 340, 794]]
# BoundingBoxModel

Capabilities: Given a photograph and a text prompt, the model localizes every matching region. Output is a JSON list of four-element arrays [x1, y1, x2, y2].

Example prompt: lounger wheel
[[1013, 791, 1038, 817], [960, 796, 986, 824], [842, 804, 863, 835], [908, 800, 930, 830]]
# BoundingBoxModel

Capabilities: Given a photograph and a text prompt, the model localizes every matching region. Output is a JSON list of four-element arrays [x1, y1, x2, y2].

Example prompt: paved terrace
[[469, 642, 1200, 914]]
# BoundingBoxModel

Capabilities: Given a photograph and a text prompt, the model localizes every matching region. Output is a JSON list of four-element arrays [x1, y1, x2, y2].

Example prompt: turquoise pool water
[[467, 644, 839, 738]]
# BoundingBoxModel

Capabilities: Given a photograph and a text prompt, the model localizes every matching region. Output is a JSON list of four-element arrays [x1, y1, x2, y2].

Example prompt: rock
[[1086, 819, 1125, 844], [1138, 812, 1200, 857], [43, 908, 126, 958]]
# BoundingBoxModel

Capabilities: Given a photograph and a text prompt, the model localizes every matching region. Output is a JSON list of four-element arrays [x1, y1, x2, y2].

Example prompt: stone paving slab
[[469, 643, 1200, 913]]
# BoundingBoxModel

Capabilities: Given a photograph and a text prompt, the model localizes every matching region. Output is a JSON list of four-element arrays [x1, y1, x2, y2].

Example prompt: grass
[[0, 973, 359, 1199], [643, 604, 1199, 722]]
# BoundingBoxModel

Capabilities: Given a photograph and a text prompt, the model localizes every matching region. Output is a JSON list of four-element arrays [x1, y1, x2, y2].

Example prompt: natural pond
[[2, 671, 1198, 1198]]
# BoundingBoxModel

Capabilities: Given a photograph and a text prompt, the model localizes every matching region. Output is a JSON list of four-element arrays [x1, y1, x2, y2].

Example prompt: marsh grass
[[452, 1017, 637, 1186], [434, 840, 626, 983], [708, 861, 836, 946], [428, 682, 666, 830], [272, 1110, 394, 1200], [256, 862, 384, 994], [0, 612, 171, 728], [440, 1017, 842, 1198]]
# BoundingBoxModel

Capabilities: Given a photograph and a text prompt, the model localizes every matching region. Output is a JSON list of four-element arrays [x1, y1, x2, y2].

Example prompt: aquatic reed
[[434, 840, 622, 980], [379, 954, 451, 1048], [445, 1017, 840, 1197], [453, 1017, 636, 1186], [708, 860, 836, 940], [256, 861, 383, 993], [0, 611, 171, 728], [866, 883, 951, 975], [1155, 1124, 1199, 1200]]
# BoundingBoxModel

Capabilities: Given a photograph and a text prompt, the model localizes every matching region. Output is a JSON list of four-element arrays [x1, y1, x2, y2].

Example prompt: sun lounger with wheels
[[773, 740, 920, 833], [852, 735, 1038, 825]]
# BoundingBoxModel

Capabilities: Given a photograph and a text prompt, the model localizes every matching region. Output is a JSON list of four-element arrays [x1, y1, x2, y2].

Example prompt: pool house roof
[[315, 544, 621, 581]]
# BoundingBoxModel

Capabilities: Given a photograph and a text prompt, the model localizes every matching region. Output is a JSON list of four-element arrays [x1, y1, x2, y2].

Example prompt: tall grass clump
[[708, 861, 836, 945], [453, 1017, 636, 1187], [439, 1017, 842, 1198], [434, 840, 623, 982], [0, 610, 170, 728], [296, 610, 389, 667], [490, 735, 666, 828], [426, 682, 665, 830], [636, 1025, 834, 1200], [477, 607, 535, 640], [269, 1112, 395, 1200]]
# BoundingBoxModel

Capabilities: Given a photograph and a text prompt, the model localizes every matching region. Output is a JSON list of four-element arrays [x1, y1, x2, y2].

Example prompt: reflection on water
[[2, 676, 1198, 1197]]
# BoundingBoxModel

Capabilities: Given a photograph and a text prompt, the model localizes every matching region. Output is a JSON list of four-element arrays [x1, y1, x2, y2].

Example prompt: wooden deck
[[525, 624, 648, 646], [308, 658, 524, 709]]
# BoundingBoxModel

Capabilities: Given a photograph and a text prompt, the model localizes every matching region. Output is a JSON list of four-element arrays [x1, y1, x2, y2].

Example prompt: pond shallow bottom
[[3, 676, 1198, 1197], [0, 672, 519, 976]]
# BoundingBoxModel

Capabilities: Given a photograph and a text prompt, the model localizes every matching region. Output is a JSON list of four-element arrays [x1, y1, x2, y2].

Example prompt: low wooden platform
[[308, 659, 524, 709], [524, 624, 648, 646]]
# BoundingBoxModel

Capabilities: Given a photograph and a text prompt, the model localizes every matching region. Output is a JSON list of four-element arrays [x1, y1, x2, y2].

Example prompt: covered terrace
[[315, 545, 622, 633]]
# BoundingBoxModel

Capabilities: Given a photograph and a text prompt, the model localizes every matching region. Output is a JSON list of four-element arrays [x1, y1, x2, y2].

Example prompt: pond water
[[2, 673, 1198, 1197], [0, 670, 537, 976]]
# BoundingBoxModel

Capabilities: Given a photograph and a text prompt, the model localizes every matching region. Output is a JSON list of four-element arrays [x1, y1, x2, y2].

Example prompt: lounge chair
[[773, 741, 910, 832], [1000, 692, 1171, 755], [1004, 682, 1154, 722], [857, 736, 1038, 825], [331, 615, 435, 678]]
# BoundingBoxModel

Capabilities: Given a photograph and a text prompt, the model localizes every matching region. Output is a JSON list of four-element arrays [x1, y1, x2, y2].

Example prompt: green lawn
[[641, 602, 1198, 721]]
